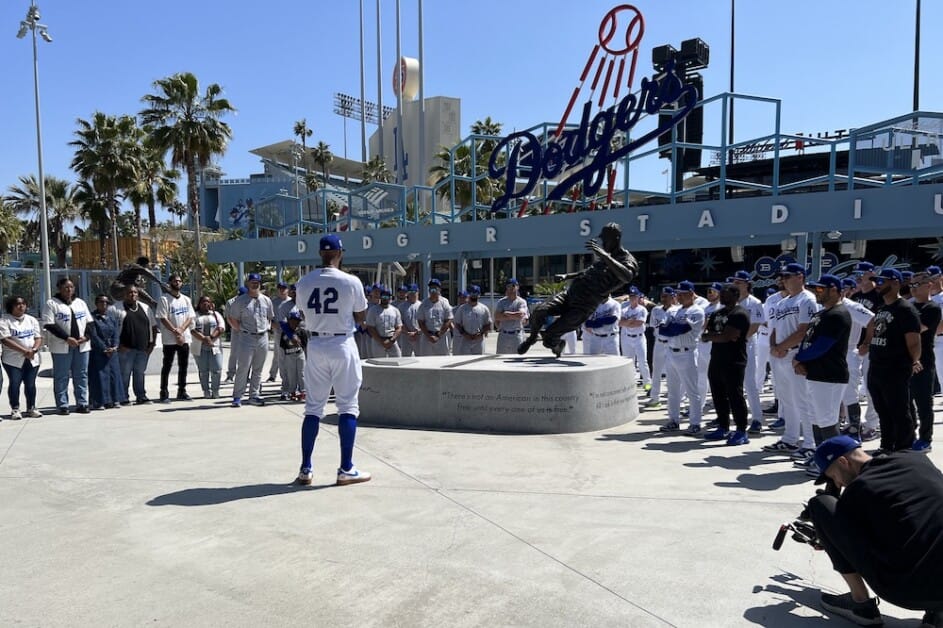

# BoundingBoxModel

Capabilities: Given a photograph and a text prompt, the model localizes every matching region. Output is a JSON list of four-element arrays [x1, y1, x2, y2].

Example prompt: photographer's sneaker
[[295, 467, 313, 486], [762, 440, 799, 453], [336, 466, 371, 486], [820, 592, 882, 626]]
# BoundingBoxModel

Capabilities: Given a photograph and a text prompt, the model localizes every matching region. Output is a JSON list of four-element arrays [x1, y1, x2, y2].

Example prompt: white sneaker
[[24, 408, 42, 418], [336, 466, 371, 486], [296, 468, 313, 486], [10, 409, 22, 420]]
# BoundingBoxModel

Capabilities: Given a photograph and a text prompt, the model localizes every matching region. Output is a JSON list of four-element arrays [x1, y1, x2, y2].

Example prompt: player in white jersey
[[583, 296, 621, 355], [697, 283, 722, 413], [658, 281, 705, 434], [294, 234, 371, 486], [760, 282, 786, 422], [731, 270, 767, 433], [619, 286, 651, 388], [762, 263, 818, 454], [646, 287, 678, 407], [840, 278, 876, 439]]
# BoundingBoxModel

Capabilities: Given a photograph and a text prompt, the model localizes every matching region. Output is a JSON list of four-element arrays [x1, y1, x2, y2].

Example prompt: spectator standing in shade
[[87, 294, 122, 410], [267, 281, 290, 383], [42, 276, 92, 415], [454, 285, 492, 355], [112, 286, 158, 405], [907, 271, 941, 452], [494, 278, 528, 354], [864, 268, 922, 453], [190, 295, 226, 400], [156, 274, 195, 402], [0, 296, 43, 419]]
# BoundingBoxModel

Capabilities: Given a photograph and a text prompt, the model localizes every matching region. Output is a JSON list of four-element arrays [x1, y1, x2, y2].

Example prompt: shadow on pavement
[[147, 482, 331, 506], [684, 452, 787, 471], [744, 572, 913, 626], [643, 438, 712, 453], [596, 431, 653, 443], [715, 470, 815, 491]]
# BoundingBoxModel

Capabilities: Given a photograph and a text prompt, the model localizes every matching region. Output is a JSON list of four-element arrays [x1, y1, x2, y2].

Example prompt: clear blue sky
[[1, 0, 938, 220]]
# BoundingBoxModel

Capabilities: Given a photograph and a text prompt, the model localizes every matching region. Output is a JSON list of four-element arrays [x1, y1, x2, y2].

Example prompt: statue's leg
[[541, 305, 592, 355], [517, 303, 547, 355]]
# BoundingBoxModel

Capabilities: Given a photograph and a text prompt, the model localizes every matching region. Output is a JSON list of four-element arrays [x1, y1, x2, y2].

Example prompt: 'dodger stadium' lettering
[[488, 58, 697, 214]]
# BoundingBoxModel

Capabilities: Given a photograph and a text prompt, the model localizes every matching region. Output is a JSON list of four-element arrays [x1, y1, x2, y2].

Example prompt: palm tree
[[428, 118, 505, 219], [361, 155, 393, 184], [70, 112, 140, 269], [0, 201, 25, 263], [5, 174, 79, 267], [140, 72, 235, 295], [471, 116, 503, 154], [311, 141, 333, 186], [127, 130, 179, 260], [73, 178, 112, 267], [293, 119, 313, 153]]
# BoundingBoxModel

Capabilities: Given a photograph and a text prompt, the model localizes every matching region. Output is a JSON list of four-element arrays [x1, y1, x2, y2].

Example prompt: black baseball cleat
[[550, 340, 566, 358], [517, 338, 536, 355]]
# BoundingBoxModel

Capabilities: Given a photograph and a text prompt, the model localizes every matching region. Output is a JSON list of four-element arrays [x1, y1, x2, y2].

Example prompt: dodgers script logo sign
[[488, 5, 698, 213]]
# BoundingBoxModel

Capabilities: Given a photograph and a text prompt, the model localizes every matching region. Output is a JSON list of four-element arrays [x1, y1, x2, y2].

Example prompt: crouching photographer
[[805, 436, 943, 626]]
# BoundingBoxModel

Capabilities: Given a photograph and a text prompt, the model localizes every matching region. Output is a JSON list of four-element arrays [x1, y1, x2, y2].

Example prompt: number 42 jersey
[[294, 267, 368, 335]]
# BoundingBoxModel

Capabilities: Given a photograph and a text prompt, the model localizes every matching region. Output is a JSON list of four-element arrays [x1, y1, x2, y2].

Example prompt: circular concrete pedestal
[[359, 354, 638, 434]]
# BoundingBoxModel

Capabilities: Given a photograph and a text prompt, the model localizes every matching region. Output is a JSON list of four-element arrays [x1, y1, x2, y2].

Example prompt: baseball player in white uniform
[[658, 281, 705, 434], [839, 278, 876, 439], [763, 263, 818, 453], [583, 295, 621, 355], [619, 286, 651, 387], [494, 278, 528, 354], [646, 287, 678, 407], [731, 270, 767, 433], [294, 234, 371, 487]]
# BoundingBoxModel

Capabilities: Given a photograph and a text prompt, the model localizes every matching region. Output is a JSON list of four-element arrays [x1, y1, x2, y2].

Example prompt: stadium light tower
[[17, 1, 53, 304]]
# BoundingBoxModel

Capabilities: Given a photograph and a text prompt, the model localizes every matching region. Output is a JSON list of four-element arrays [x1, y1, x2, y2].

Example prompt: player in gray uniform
[[366, 288, 403, 357], [494, 278, 528, 354], [658, 281, 706, 434], [454, 285, 493, 355], [646, 287, 678, 408], [396, 283, 421, 356], [731, 270, 767, 433], [267, 281, 289, 382], [417, 279, 453, 356], [223, 286, 247, 383], [227, 273, 275, 407]]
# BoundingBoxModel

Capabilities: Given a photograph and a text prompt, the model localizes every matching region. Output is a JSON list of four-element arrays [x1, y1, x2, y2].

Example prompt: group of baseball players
[[618, 261, 943, 478]]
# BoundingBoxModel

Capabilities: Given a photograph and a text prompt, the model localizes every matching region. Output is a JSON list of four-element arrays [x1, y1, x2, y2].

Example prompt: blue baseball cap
[[408, 283, 419, 292], [237, 286, 248, 295], [398, 284, 409, 293], [813, 435, 862, 484], [288, 310, 303, 321], [901, 270, 914, 282], [807, 274, 842, 291], [288, 283, 296, 291], [779, 263, 805, 276], [276, 281, 288, 289], [926, 265, 942, 277], [468, 285, 481, 296], [380, 289, 392, 298], [766, 287, 778, 296], [708, 282, 723, 292], [841, 278, 856, 289], [855, 261, 875, 273], [457, 290, 468, 298], [732, 270, 752, 282], [320, 234, 344, 251], [428, 278, 442, 287], [676, 280, 695, 293], [875, 268, 903, 283], [246, 273, 262, 283], [627, 286, 641, 296], [661, 286, 675, 295], [506, 277, 519, 286]]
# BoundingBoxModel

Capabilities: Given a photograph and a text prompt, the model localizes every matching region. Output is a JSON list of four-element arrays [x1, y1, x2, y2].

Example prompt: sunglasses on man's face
[[910, 281, 929, 289]]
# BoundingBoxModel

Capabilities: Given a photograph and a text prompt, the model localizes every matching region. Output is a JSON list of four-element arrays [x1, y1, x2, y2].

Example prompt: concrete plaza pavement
[[0, 341, 936, 627]]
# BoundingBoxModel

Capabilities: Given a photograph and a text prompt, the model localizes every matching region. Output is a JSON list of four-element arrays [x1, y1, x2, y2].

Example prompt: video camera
[[772, 503, 822, 551]]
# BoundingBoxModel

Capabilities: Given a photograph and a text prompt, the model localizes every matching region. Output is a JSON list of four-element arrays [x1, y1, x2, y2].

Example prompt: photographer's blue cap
[[875, 268, 903, 283], [855, 261, 875, 273], [807, 274, 842, 290], [708, 282, 723, 292], [779, 263, 805, 276], [319, 234, 344, 251], [732, 270, 752, 282], [927, 265, 942, 277], [813, 435, 862, 484], [661, 286, 675, 295], [676, 280, 695, 292], [246, 273, 262, 283], [627, 285, 641, 296]]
